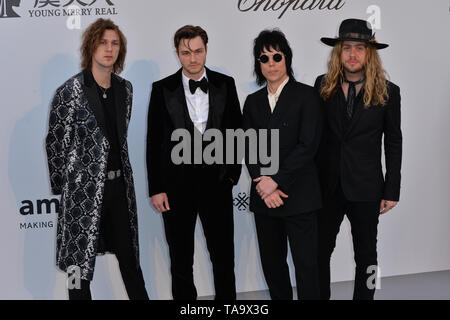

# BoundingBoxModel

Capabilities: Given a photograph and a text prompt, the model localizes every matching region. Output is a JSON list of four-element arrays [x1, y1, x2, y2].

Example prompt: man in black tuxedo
[[146, 25, 242, 300], [314, 19, 402, 300], [242, 29, 322, 300]]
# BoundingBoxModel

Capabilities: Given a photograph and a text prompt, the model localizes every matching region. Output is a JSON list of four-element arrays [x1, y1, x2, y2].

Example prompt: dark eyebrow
[[99, 39, 120, 44]]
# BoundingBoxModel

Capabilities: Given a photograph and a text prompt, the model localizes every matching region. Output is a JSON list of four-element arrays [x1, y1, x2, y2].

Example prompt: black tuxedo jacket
[[146, 68, 242, 205], [243, 79, 323, 216], [314, 74, 402, 202]]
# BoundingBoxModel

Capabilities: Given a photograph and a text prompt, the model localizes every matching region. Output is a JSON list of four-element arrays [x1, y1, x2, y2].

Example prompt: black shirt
[[95, 78, 122, 171]]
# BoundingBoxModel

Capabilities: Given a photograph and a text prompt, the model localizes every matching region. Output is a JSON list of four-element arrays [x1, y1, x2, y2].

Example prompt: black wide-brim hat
[[321, 18, 388, 49]]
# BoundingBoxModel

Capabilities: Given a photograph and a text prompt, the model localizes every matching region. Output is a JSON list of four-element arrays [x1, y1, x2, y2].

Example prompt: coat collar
[[112, 74, 127, 143], [254, 78, 295, 127], [82, 69, 106, 137], [205, 67, 226, 130]]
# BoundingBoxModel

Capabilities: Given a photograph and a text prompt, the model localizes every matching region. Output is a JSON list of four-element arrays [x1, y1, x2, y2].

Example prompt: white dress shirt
[[182, 70, 209, 134], [267, 76, 289, 113]]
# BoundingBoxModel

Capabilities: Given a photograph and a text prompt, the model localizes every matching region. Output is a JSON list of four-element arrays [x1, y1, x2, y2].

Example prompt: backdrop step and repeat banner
[[1, 0, 450, 299]]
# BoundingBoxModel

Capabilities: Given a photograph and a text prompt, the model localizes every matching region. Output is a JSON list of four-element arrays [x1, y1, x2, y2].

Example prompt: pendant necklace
[[97, 83, 109, 99], [100, 86, 108, 99]]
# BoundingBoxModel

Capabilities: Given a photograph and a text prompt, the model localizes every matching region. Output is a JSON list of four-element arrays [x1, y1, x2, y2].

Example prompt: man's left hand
[[380, 200, 398, 215]]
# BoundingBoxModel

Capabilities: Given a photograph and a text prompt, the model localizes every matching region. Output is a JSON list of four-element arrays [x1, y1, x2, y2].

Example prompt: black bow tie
[[189, 77, 208, 94]]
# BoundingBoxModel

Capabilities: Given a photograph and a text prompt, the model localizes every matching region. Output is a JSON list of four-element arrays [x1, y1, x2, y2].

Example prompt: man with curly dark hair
[[45, 18, 148, 300]]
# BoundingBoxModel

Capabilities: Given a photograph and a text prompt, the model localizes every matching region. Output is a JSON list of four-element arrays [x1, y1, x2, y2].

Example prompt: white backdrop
[[1, 0, 450, 299]]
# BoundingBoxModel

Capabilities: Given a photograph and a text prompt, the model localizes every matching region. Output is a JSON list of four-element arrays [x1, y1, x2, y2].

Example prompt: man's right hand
[[263, 189, 288, 209], [151, 193, 170, 213]]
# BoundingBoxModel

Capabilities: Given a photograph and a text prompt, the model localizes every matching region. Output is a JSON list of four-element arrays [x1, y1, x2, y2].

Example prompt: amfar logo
[[19, 198, 59, 215], [18, 198, 58, 230], [0, 0, 21, 18]]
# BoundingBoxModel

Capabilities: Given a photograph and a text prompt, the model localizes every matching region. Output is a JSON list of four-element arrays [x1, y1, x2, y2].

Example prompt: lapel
[[254, 87, 272, 128], [81, 69, 107, 138], [268, 79, 293, 128], [164, 69, 191, 130], [205, 67, 226, 130], [331, 89, 344, 138], [111, 74, 127, 143]]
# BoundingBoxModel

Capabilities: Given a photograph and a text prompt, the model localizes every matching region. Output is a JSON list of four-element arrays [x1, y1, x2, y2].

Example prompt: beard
[[343, 60, 365, 75], [345, 67, 364, 74]]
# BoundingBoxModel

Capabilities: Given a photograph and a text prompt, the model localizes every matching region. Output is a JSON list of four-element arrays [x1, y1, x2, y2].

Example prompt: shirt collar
[[268, 76, 289, 98]]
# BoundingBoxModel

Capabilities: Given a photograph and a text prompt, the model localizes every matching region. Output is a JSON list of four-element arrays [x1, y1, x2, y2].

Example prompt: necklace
[[97, 84, 109, 99], [101, 87, 108, 99]]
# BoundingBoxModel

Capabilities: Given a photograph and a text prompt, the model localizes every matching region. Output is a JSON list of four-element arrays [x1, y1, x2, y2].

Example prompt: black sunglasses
[[258, 53, 283, 63]]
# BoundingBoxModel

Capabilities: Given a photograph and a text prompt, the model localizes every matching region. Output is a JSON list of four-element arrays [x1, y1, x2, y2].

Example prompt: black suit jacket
[[314, 74, 402, 202], [146, 68, 242, 206], [243, 79, 323, 216]]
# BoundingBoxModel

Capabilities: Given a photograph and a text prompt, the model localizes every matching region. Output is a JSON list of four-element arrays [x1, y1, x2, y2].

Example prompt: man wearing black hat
[[146, 25, 242, 300], [314, 19, 402, 300]]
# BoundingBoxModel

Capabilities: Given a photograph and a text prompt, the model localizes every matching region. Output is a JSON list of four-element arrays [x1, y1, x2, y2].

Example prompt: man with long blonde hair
[[314, 19, 402, 300]]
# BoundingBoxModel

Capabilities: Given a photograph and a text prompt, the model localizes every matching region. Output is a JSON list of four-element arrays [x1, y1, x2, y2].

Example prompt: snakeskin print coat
[[45, 69, 140, 281]]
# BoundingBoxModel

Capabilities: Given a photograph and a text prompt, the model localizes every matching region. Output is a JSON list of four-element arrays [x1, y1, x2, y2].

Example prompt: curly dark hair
[[80, 18, 127, 74], [253, 29, 295, 86]]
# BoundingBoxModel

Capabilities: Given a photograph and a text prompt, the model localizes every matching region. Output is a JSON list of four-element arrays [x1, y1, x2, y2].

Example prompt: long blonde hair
[[320, 42, 389, 107]]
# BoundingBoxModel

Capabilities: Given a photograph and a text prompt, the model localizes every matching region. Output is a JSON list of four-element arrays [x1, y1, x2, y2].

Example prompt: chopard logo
[[237, 0, 346, 19]]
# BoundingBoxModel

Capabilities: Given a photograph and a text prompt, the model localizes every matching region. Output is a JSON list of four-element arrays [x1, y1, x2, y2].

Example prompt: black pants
[[68, 177, 149, 300], [318, 183, 380, 300], [254, 210, 320, 300], [162, 178, 235, 300]]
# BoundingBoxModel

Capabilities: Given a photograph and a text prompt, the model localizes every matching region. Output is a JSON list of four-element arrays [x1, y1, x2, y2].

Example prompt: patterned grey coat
[[45, 69, 140, 281]]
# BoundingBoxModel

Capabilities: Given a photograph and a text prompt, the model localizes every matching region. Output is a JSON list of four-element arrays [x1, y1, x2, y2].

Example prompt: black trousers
[[162, 176, 235, 300], [318, 183, 380, 300], [68, 177, 149, 300], [254, 210, 320, 300]]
